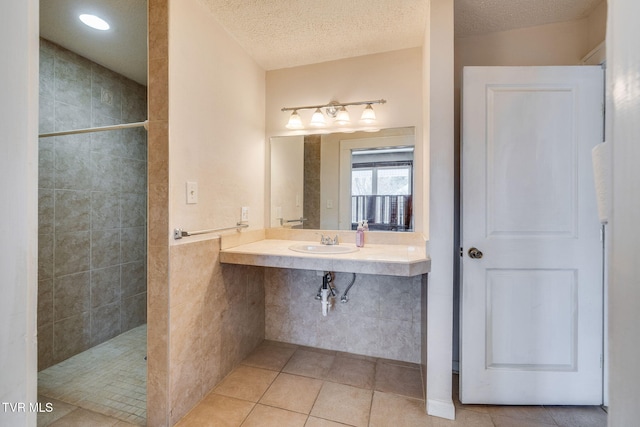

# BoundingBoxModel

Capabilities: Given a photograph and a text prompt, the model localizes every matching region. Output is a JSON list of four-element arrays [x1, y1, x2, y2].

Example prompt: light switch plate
[[186, 181, 198, 204]]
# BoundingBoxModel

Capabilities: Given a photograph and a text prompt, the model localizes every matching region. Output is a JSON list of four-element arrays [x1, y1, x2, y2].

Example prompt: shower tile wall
[[38, 39, 147, 370]]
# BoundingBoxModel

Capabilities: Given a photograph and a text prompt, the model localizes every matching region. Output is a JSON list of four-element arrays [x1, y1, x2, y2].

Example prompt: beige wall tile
[[146, 0, 169, 424], [147, 121, 168, 177], [200, 314, 224, 394], [220, 228, 266, 250], [148, 0, 168, 61], [170, 355, 206, 424], [169, 298, 203, 365], [148, 58, 168, 121], [169, 239, 219, 308], [167, 238, 265, 421]]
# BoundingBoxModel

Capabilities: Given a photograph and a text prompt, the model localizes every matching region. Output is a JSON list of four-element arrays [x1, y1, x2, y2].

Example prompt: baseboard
[[427, 398, 456, 420]]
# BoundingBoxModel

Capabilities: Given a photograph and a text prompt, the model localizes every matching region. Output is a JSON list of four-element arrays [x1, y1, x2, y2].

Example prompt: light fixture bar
[[281, 99, 386, 112]]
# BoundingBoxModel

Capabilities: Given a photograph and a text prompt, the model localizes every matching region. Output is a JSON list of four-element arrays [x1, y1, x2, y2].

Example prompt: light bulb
[[335, 106, 351, 125], [360, 104, 377, 124], [286, 111, 303, 129], [310, 108, 327, 127]]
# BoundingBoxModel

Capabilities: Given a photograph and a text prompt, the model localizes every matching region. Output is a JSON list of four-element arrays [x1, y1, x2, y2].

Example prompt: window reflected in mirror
[[351, 146, 413, 231]]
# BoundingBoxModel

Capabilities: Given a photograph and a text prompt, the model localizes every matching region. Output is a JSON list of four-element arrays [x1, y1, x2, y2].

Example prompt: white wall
[[266, 48, 424, 231], [606, 0, 640, 424], [456, 20, 590, 69], [588, 1, 608, 52], [0, 1, 39, 426], [424, 0, 455, 420], [169, 0, 266, 240]]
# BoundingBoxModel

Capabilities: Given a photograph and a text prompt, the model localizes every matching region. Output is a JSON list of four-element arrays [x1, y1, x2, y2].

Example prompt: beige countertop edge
[[219, 240, 431, 277]]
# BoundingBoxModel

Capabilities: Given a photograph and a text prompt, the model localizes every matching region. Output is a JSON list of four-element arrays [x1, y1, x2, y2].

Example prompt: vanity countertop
[[219, 239, 430, 277]]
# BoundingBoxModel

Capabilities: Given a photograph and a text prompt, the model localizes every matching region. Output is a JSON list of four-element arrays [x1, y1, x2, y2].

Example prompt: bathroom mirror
[[270, 127, 415, 231]]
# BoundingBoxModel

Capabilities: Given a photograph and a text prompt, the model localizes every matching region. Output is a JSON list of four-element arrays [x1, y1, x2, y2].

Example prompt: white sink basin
[[288, 243, 359, 254]]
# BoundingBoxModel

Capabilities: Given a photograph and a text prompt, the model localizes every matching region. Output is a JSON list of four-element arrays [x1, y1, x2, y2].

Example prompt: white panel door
[[460, 66, 604, 405]]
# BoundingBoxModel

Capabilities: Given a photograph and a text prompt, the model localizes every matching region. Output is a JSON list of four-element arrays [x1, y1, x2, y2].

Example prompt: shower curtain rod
[[38, 120, 148, 138]]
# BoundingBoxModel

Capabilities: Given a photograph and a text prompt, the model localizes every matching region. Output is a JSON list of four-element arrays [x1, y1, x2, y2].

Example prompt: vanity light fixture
[[309, 108, 327, 127], [79, 14, 110, 30], [281, 99, 386, 130], [285, 110, 304, 129], [360, 104, 377, 124], [335, 106, 351, 125]]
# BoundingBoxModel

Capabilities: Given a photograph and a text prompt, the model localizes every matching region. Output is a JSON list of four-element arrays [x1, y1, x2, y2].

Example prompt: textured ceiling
[[455, 0, 603, 37], [197, 0, 428, 70], [39, 0, 602, 85]]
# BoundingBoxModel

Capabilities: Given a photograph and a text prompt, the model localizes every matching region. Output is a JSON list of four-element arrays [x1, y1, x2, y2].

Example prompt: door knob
[[468, 247, 483, 259]]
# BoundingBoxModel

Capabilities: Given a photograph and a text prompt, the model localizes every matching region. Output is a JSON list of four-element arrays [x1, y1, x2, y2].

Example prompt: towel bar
[[173, 223, 248, 239]]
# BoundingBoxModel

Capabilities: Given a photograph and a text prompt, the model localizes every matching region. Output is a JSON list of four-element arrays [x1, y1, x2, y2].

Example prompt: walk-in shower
[[37, 37, 148, 425]]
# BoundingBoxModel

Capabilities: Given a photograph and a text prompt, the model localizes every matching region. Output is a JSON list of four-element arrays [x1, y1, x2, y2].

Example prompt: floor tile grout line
[[366, 386, 375, 427], [307, 378, 327, 420], [237, 400, 258, 427]]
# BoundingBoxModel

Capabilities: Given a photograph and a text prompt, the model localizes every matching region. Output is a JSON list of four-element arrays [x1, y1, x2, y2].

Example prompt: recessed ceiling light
[[79, 14, 110, 31]]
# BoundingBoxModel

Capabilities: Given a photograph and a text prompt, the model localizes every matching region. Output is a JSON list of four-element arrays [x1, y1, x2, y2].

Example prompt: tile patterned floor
[[36, 331, 607, 427], [37, 325, 147, 426], [176, 341, 608, 427]]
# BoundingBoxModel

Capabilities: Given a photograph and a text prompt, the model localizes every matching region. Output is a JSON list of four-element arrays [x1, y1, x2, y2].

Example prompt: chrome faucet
[[320, 234, 339, 245]]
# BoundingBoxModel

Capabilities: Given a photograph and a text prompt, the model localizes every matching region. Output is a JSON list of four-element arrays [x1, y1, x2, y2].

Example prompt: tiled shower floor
[[37, 324, 147, 426]]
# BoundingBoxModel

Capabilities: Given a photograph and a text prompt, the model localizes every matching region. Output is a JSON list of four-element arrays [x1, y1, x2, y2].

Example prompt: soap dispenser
[[356, 221, 365, 248]]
